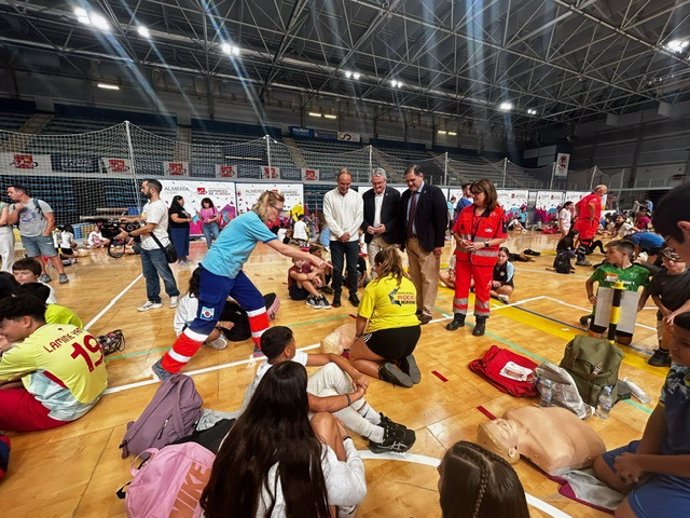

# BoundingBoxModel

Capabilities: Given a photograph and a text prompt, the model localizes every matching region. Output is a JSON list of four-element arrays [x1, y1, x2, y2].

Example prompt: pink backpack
[[118, 443, 215, 518], [119, 374, 203, 458]]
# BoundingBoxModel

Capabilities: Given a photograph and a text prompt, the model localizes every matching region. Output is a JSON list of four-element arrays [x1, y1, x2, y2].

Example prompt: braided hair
[[439, 441, 529, 518]]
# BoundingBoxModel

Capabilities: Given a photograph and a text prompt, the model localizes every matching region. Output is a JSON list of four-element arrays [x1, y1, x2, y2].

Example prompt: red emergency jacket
[[573, 192, 602, 239], [453, 205, 506, 266]]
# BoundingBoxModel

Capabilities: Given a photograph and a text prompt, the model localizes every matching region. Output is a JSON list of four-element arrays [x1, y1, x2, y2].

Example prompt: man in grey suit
[[361, 168, 400, 272]]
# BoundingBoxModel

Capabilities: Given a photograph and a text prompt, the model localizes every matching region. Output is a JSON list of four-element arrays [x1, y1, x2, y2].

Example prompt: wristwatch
[[484, 241, 489, 247]]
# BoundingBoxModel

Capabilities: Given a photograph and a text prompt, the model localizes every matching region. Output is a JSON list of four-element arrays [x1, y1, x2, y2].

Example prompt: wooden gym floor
[[0, 231, 666, 518]]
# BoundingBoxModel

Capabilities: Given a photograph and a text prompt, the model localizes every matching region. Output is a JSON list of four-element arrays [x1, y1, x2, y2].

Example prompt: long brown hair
[[373, 247, 406, 284], [471, 179, 499, 212], [200, 362, 330, 518], [439, 441, 529, 518], [253, 190, 286, 222]]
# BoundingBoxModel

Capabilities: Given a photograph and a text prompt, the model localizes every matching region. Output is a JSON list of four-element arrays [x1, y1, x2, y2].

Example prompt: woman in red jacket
[[446, 179, 507, 336]]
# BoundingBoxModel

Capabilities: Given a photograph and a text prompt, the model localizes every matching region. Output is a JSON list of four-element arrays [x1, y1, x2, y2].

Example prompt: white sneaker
[[169, 296, 179, 308], [137, 301, 163, 312], [205, 335, 228, 350], [497, 294, 510, 303]]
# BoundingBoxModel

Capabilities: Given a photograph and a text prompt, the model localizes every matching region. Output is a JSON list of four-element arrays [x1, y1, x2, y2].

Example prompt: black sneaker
[[648, 349, 672, 367], [379, 362, 414, 387], [368, 424, 416, 453], [378, 413, 407, 434], [579, 314, 592, 327], [398, 354, 421, 384], [348, 293, 360, 307], [332, 295, 342, 308]]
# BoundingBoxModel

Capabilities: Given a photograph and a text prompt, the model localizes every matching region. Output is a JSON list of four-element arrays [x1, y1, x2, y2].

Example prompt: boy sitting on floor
[[0, 295, 107, 432], [239, 326, 415, 453], [593, 311, 690, 518], [584, 239, 650, 345], [12, 258, 57, 304], [288, 257, 331, 309]]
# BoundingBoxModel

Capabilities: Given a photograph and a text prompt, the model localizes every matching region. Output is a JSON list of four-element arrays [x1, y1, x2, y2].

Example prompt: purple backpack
[[120, 374, 203, 458], [118, 443, 215, 518]]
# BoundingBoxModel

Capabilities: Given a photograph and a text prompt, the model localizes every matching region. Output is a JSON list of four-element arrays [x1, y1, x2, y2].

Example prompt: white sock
[[356, 402, 381, 425], [367, 425, 385, 444]]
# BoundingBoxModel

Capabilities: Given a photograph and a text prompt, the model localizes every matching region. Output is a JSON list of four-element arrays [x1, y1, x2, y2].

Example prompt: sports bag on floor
[[468, 345, 539, 397], [559, 335, 623, 407], [119, 374, 203, 458], [117, 443, 215, 518]]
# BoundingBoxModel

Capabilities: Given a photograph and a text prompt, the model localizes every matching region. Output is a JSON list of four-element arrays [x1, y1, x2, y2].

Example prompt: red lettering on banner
[[109, 159, 128, 173], [12, 154, 38, 169]]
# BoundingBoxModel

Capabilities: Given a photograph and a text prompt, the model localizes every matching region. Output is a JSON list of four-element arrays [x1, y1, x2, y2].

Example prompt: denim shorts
[[603, 440, 690, 518], [21, 234, 57, 258]]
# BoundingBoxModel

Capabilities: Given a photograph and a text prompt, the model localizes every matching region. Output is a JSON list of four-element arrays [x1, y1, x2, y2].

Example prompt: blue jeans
[[170, 227, 190, 260], [140, 248, 180, 303], [330, 240, 359, 297], [203, 222, 220, 248]]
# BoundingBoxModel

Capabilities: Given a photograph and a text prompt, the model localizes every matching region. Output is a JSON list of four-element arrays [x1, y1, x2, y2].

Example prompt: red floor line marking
[[476, 405, 496, 420], [431, 370, 448, 382]]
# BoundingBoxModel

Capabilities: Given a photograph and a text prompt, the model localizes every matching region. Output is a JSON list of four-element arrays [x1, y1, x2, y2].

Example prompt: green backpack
[[559, 335, 624, 407]]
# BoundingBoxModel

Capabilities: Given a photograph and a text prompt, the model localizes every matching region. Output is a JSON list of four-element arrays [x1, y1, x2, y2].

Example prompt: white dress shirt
[[323, 188, 363, 242]]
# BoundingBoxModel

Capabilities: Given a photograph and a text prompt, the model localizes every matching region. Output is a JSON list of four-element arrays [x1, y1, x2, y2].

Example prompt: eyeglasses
[[470, 190, 484, 195], [270, 204, 286, 213]]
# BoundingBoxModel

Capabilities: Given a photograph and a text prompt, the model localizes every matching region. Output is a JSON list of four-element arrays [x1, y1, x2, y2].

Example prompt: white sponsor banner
[[101, 157, 132, 174], [337, 132, 361, 143], [0, 152, 53, 174], [497, 189, 529, 215], [235, 183, 303, 214], [564, 191, 590, 204], [554, 153, 570, 177], [301, 168, 320, 181], [536, 191, 565, 212], [447, 188, 464, 202], [164, 161, 189, 176], [159, 179, 237, 235], [261, 166, 281, 180], [215, 164, 236, 178]]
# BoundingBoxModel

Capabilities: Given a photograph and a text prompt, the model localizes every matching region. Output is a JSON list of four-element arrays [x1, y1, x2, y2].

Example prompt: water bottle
[[596, 386, 613, 419], [539, 379, 554, 407]]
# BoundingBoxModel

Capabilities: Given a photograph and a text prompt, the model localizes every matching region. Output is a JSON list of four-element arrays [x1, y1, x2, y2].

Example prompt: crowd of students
[[2, 177, 690, 518]]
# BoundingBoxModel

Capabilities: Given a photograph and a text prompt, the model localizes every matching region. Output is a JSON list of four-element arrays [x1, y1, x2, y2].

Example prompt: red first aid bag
[[468, 345, 539, 397]]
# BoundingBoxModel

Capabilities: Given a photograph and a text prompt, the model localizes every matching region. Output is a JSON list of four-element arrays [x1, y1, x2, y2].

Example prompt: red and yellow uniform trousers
[[573, 193, 602, 241], [452, 205, 506, 318], [161, 266, 268, 373]]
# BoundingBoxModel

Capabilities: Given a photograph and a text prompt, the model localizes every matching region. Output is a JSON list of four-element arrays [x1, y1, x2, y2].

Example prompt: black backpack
[[553, 250, 574, 274]]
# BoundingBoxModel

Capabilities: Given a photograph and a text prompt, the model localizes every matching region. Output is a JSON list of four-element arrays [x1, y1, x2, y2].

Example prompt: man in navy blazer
[[400, 164, 448, 324], [361, 168, 401, 271]]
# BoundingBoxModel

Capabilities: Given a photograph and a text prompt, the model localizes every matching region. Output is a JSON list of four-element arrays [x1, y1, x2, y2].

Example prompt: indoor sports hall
[[0, 1, 689, 517]]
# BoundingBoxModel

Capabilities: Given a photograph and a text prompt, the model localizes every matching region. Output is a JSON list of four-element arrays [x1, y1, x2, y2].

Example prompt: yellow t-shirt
[[0, 324, 108, 421], [358, 274, 419, 332], [46, 304, 84, 328]]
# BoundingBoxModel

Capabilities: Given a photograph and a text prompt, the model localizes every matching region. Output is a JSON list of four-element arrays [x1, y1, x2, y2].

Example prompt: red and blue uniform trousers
[[161, 266, 269, 373]]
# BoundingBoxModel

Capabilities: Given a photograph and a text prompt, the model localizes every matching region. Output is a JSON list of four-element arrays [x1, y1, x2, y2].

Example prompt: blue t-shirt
[[455, 197, 472, 213], [660, 365, 690, 455], [201, 211, 277, 279], [630, 232, 665, 252]]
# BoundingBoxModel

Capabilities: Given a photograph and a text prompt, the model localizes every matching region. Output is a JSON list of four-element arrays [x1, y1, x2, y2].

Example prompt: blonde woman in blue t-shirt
[[349, 247, 421, 388]]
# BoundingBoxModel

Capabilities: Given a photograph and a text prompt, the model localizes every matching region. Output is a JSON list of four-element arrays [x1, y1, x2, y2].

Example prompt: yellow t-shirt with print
[[359, 274, 419, 333], [0, 324, 107, 421]]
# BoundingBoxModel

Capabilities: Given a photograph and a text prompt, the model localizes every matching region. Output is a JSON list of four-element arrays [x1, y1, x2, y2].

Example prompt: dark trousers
[[330, 240, 359, 297]]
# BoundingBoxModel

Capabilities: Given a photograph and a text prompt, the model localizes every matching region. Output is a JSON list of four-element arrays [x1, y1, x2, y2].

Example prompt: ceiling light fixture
[[448, 131, 457, 136], [324, 114, 337, 120], [308, 112, 322, 118], [74, 8, 110, 30], [221, 43, 240, 56], [97, 83, 120, 91], [390, 80, 403, 88], [353, 72, 361, 80], [498, 101, 513, 112], [437, 130, 447, 135], [137, 25, 151, 39], [344, 71, 353, 78], [527, 108, 537, 115], [665, 39, 689, 53]]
